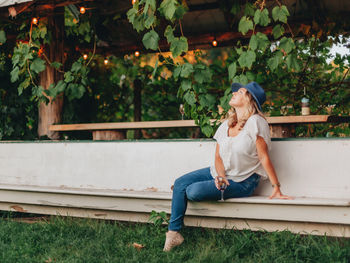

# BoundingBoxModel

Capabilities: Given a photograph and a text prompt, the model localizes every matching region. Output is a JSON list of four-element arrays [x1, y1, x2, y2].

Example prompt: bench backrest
[[0, 139, 349, 199]]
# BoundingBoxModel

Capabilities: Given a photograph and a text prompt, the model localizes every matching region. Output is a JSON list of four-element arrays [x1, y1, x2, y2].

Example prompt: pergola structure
[[1, 0, 350, 138], [2, 0, 350, 54]]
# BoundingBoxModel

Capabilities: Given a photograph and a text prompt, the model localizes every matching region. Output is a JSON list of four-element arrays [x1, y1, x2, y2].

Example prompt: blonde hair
[[226, 91, 266, 130]]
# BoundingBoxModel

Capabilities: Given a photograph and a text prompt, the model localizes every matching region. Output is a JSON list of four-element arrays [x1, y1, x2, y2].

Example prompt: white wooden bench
[[0, 138, 349, 237]]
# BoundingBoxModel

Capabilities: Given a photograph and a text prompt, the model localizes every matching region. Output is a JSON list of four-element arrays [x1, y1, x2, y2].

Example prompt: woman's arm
[[214, 143, 230, 189], [256, 136, 292, 199]]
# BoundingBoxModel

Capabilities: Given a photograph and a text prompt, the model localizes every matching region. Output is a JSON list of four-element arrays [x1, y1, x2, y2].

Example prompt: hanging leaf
[[272, 5, 290, 23], [181, 80, 191, 91], [0, 30, 6, 44], [184, 90, 196, 105], [174, 4, 188, 19], [254, 9, 270, 27], [238, 50, 256, 69], [272, 24, 285, 39], [228, 62, 237, 81], [201, 124, 213, 137], [159, 0, 177, 21], [170, 36, 188, 57], [194, 67, 212, 84], [244, 3, 255, 16], [279, 37, 295, 54], [174, 63, 193, 79], [18, 78, 30, 95], [10, 66, 19, 83], [30, 58, 46, 74], [286, 53, 301, 72], [142, 30, 159, 50], [199, 94, 216, 108], [144, 13, 156, 29], [51, 62, 62, 70], [55, 80, 66, 93], [127, 7, 137, 24], [164, 25, 175, 43], [180, 62, 193, 77], [255, 32, 270, 51], [238, 16, 253, 35], [267, 51, 283, 71], [249, 35, 258, 50]]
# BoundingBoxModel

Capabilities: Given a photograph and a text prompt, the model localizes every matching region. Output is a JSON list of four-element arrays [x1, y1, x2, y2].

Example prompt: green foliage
[[0, 30, 6, 44], [142, 30, 159, 50], [127, 0, 188, 58], [272, 5, 290, 23], [148, 210, 169, 228], [238, 16, 253, 35], [0, 214, 349, 262], [0, 51, 38, 140]]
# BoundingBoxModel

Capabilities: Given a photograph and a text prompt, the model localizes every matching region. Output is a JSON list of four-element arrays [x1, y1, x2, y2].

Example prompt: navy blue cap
[[230, 81, 266, 111]]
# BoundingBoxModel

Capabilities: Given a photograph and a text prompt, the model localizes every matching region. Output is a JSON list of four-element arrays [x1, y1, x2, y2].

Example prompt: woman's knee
[[186, 185, 202, 201]]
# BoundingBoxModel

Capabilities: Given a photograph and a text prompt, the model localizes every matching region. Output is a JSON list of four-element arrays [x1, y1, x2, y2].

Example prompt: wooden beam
[[49, 115, 350, 132]]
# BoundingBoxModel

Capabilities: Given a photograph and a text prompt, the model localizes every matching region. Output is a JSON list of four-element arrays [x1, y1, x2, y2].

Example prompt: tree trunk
[[37, 7, 64, 139]]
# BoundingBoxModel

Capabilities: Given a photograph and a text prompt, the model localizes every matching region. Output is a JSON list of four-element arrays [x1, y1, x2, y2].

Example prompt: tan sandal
[[163, 231, 184, 252]]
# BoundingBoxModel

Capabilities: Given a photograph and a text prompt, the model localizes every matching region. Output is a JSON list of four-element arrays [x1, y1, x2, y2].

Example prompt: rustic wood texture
[[92, 130, 126, 140], [50, 115, 350, 131], [38, 7, 65, 139]]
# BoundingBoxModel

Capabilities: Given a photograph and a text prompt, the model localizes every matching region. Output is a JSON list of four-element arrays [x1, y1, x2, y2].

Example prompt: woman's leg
[[186, 173, 261, 201], [168, 167, 212, 231]]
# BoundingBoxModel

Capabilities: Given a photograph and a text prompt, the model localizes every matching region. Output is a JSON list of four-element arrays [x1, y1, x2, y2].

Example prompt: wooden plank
[[49, 115, 349, 132], [0, 189, 349, 224], [50, 120, 203, 131], [2, 202, 349, 237]]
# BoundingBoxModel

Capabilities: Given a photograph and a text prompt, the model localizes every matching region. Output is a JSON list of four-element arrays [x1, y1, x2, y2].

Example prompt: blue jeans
[[168, 167, 261, 231]]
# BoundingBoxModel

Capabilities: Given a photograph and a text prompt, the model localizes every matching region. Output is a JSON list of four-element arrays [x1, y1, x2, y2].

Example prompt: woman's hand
[[269, 187, 293, 200], [214, 176, 230, 190]]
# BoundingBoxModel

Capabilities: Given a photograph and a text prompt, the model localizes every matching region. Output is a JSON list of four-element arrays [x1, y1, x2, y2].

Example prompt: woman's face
[[229, 88, 248, 108]]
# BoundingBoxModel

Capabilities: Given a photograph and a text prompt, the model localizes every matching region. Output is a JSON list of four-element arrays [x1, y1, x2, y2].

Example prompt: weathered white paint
[[0, 139, 349, 199], [0, 139, 349, 236], [0, 202, 349, 237]]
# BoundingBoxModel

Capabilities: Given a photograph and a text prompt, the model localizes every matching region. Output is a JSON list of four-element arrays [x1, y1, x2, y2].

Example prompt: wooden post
[[37, 7, 64, 140], [133, 79, 142, 139]]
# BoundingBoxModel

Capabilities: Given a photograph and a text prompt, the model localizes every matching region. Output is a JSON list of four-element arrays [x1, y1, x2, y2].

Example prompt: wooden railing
[[50, 115, 350, 140]]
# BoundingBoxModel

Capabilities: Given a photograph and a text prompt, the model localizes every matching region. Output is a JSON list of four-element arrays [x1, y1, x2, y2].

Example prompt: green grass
[[0, 213, 349, 263]]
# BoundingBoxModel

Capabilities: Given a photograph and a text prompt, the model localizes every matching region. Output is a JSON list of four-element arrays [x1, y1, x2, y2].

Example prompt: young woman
[[163, 81, 291, 252]]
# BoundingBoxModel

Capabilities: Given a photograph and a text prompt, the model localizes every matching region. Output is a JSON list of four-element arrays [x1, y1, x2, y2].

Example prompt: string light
[[80, 6, 86, 14], [32, 17, 38, 25], [132, 0, 137, 4], [134, 51, 140, 57], [212, 39, 217, 47], [104, 57, 109, 65], [83, 54, 88, 60]]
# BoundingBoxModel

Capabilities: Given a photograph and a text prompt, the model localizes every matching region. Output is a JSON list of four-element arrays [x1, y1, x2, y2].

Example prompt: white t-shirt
[[210, 114, 271, 182]]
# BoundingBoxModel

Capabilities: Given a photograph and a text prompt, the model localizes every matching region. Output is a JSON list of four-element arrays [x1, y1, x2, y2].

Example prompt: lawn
[[0, 213, 349, 263]]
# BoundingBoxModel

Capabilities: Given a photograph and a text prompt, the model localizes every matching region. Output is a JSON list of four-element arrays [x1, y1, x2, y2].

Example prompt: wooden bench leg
[[92, 130, 126, 140]]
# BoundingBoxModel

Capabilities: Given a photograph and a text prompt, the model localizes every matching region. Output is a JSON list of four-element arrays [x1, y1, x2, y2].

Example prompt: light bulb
[[80, 6, 86, 14], [134, 51, 140, 57], [32, 17, 38, 25], [212, 40, 217, 47], [104, 58, 109, 65], [83, 54, 88, 60]]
